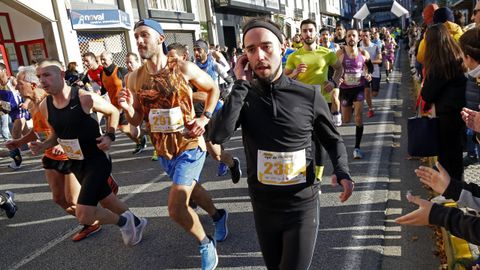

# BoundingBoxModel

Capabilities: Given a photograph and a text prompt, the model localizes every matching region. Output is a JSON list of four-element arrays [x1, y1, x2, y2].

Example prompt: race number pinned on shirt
[[57, 138, 84, 160], [149, 107, 184, 133], [344, 73, 362, 85], [257, 149, 307, 186]]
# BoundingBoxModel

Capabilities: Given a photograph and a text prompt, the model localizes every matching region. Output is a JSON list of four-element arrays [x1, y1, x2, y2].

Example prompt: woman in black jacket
[[421, 23, 466, 181]]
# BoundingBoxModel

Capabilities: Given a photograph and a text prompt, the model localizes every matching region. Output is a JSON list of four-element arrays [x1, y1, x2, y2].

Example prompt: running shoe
[[72, 224, 102, 242], [151, 150, 158, 161], [119, 210, 136, 246], [367, 109, 374, 118], [386, 77, 390, 83], [199, 237, 218, 270], [108, 175, 119, 195], [131, 217, 147, 246], [332, 113, 342, 127], [353, 148, 364, 159], [230, 157, 242, 184], [217, 162, 228, 177], [8, 160, 21, 170], [132, 135, 147, 155], [0, 191, 17, 219], [214, 209, 228, 242]]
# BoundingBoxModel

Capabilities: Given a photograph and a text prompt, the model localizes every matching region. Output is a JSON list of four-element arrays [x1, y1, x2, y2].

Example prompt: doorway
[[222, 26, 236, 50]]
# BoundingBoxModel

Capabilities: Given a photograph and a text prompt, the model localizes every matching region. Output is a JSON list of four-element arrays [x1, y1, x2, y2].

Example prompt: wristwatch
[[104, 132, 116, 142], [203, 111, 213, 119]]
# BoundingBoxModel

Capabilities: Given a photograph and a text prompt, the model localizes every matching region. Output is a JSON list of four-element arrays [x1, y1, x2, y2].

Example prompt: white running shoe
[[119, 211, 136, 246], [132, 217, 148, 246], [332, 113, 342, 127]]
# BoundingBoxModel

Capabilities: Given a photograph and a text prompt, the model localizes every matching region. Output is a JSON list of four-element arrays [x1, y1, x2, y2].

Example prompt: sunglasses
[[474, 9, 480, 16]]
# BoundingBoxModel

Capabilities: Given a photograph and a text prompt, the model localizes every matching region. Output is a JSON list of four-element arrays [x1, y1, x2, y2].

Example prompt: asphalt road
[[0, 45, 440, 270]]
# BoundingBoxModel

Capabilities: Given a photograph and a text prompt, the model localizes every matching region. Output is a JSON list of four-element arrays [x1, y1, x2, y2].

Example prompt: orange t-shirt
[[32, 110, 68, 161]]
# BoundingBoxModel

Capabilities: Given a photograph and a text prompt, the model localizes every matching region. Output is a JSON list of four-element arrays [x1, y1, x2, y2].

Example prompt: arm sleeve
[[443, 180, 480, 210], [429, 203, 480, 246], [416, 39, 426, 64], [214, 62, 231, 81], [312, 88, 352, 183], [420, 75, 446, 104], [208, 80, 249, 144]]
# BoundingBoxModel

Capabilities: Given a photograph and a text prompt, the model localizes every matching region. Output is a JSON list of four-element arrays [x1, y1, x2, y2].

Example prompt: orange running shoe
[[72, 224, 102, 242], [108, 175, 119, 195]]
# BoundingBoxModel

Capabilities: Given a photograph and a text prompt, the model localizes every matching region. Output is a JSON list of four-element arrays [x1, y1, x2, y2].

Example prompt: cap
[[433, 7, 454, 24], [134, 19, 168, 54], [193, 39, 209, 52]]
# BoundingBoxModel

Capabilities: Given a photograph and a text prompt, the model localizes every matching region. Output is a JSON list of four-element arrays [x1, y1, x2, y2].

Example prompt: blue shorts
[[158, 148, 206, 186]]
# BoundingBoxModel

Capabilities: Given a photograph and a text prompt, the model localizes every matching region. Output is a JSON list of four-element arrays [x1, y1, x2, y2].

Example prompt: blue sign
[[71, 9, 131, 30]]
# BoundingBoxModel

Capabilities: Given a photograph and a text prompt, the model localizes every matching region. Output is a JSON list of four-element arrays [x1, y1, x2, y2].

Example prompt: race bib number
[[344, 73, 362, 85], [57, 138, 84, 160], [149, 107, 184, 133], [257, 149, 307, 186]]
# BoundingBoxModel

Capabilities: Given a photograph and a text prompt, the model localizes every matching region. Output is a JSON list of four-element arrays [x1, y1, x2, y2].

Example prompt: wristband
[[104, 132, 116, 142], [203, 111, 213, 119]]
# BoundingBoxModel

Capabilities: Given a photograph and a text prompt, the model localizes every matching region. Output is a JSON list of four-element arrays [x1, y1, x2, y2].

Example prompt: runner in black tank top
[[31, 59, 147, 246]]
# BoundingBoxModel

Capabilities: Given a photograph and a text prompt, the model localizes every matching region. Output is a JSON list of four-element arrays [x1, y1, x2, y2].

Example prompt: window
[[71, 0, 118, 4], [148, 0, 188, 12]]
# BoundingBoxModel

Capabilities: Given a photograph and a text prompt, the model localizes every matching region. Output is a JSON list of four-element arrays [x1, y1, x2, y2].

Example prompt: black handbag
[[407, 104, 440, 157]]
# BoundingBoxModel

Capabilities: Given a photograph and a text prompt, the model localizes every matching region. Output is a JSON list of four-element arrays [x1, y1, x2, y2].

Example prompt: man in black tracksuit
[[209, 18, 354, 270]]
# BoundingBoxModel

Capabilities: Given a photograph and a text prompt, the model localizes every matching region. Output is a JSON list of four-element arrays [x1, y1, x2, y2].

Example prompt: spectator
[[420, 23, 466, 182], [64, 62, 82, 87], [396, 162, 480, 246], [460, 28, 480, 166]]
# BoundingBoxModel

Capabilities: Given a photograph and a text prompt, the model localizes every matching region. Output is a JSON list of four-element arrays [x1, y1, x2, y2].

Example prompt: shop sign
[[70, 9, 131, 30]]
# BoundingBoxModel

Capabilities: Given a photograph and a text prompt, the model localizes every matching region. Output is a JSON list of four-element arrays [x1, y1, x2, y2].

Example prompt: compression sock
[[355, 125, 364, 149], [117, 215, 127, 227], [212, 209, 225, 222]]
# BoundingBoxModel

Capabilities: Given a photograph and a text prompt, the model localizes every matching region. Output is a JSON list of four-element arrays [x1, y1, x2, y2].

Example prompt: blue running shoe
[[217, 162, 228, 177], [353, 148, 364, 159], [199, 237, 218, 270], [214, 209, 228, 242]]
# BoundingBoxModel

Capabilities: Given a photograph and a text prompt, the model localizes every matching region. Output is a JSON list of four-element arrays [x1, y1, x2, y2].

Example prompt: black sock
[[200, 236, 210, 245], [212, 209, 225, 222], [355, 125, 364, 149], [332, 111, 339, 115], [386, 69, 389, 77], [117, 215, 127, 227], [133, 215, 140, 226]]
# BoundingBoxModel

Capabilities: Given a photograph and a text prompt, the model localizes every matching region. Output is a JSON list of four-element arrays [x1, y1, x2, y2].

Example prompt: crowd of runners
[[1, 3, 480, 269]]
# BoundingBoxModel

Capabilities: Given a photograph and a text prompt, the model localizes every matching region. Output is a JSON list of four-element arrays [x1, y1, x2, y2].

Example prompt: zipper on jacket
[[270, 83, 277, 117]]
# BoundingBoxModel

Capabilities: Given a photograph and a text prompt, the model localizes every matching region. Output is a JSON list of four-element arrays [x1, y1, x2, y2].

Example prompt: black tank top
[[47, 87, 103, 158]]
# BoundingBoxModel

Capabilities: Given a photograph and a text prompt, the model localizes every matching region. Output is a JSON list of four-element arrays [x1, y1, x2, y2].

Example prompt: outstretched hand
[[331, 174, 354, 202], [395, 194, 433, 226], [415, 162, 450, 195]]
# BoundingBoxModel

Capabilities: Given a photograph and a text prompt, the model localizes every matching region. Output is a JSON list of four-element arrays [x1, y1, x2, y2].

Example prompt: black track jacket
[[209, 75, 352, 210]]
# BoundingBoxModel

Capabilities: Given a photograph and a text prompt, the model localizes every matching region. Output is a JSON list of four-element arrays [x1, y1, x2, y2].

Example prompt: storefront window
[[0, 16, 12, 41]]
